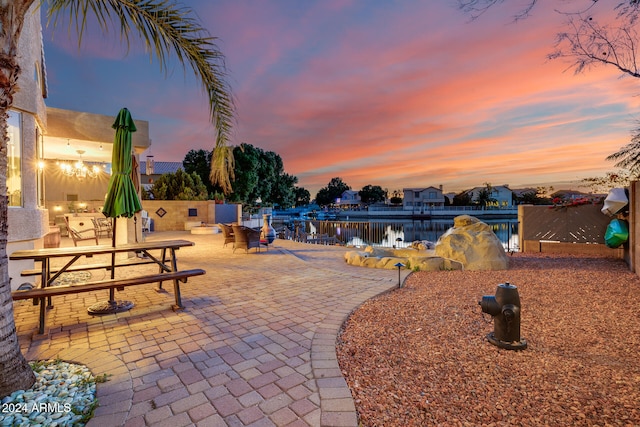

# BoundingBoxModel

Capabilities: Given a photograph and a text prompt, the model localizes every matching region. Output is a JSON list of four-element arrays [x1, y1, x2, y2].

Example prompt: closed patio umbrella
[[103, 107, 142, 221], [89, 107, 142, 315]]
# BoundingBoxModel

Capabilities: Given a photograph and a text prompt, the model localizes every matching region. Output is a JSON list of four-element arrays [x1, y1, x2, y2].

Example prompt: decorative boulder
[[343, 244, 464, 271], [410, 240, 435, 250], [434, 215, 508, 270]]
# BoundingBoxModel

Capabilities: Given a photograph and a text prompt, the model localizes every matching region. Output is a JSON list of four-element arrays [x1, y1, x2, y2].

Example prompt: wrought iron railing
[[273, 219, 519, 251]]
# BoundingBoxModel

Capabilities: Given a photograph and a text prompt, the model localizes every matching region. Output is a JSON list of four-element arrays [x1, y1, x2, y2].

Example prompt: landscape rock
[[344, 215, 507, 271], [410, 240, 435, 250], [434, 215, 508, 270], [344, 245, 462, 271]]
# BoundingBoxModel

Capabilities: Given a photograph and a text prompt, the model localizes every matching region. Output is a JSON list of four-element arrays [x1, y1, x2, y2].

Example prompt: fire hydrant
[[479, 282, 527, 350]]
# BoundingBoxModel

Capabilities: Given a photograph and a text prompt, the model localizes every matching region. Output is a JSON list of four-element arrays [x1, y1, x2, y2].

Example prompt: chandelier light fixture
[[60, 149, 102, 179]]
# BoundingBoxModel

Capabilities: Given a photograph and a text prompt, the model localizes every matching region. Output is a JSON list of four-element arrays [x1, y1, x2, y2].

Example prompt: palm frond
[[210, 144, 234, 194], [606, 121, 640, 173], [45, 0, 235, 193]]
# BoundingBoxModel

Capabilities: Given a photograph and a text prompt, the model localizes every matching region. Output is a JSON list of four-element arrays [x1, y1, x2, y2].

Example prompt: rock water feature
[[344, 215, 508, 271]]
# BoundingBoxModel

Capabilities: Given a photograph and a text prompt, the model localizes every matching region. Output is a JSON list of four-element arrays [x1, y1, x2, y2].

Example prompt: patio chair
[[64, 216, 99, 246], [141, 210, 150, 233], [217, 223, 235, 248], [92, 217, 113, 238], [141, 217, 150, 233], [232, 225, 263, 253]]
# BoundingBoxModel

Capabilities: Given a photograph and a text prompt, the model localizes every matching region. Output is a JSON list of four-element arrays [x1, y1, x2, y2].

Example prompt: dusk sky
[[41, 1, 639, 195]]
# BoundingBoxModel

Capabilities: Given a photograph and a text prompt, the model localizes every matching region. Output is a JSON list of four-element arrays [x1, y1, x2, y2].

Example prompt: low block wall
[[522, 240, 624, 258], [141, 201, 241, 232], [518, 203, 628, 258]]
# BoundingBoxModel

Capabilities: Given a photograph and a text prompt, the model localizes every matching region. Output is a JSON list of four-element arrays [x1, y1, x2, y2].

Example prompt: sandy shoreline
[[337, 253, 640, 426]]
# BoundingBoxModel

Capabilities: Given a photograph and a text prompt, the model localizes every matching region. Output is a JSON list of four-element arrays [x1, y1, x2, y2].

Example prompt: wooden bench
[[13, 268, 206, 335]]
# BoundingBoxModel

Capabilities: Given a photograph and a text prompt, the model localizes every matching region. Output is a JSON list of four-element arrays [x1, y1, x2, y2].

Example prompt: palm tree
[[606, 122, 640, 178], [475, 183, 496, 208], [0, 0, 234, 395]]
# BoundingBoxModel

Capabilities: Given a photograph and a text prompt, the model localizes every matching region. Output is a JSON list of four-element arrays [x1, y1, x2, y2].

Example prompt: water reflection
[[277, 219, 519, 251]]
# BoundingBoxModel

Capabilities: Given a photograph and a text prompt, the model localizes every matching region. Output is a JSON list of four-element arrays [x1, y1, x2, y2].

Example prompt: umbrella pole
[[112, 219, 116, 248], [109, 220, 116, 302]]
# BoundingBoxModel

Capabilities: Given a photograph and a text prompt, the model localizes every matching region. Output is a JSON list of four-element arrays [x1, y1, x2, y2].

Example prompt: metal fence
[[274, 218, 519, 250]]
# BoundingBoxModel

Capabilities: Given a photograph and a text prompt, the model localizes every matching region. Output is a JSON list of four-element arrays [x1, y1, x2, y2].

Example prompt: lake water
[[274, 218, 519, 251]]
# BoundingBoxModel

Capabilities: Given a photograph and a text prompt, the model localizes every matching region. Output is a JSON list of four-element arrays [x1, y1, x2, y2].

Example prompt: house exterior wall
[[402, 187, 445, 211], [338, 190, 361, 207], [468, 185, 513, 207], [8, 4, 50, 290]]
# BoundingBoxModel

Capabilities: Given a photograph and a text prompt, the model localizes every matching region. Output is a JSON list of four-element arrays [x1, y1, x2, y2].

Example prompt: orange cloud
[[43, 1, 638, 197]]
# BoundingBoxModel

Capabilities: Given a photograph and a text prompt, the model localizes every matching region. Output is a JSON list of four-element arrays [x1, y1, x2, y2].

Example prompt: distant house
[[551, 189, 598, 201], [339, 190, 362, 209], [467, 185, 513, 207], [511, 187, 538, 200], [402, 186, 445, 211], [140, 161, 183, 190]]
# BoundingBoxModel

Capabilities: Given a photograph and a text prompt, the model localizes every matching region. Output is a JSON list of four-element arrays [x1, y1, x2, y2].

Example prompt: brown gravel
[[336, 253, 640, 427]]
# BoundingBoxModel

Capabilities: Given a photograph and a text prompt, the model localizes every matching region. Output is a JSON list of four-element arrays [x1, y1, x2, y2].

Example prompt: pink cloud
[[46, 1, 637, 196]]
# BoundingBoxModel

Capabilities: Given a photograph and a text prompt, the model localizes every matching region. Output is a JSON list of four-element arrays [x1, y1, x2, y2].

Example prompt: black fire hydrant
[[479, 282, 527, 350]]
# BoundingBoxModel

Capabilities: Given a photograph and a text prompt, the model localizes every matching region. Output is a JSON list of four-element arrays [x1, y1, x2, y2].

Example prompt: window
[[414, 191, 420, 198], [429, 191, 437, 199], [8, 111, 22, 207]]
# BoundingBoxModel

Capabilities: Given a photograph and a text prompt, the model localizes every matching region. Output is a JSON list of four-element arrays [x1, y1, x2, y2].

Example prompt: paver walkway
[[14, 231, 409, 426]]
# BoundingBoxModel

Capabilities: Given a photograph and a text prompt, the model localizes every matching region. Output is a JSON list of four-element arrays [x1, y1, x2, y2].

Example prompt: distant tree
[[515, 190, 550, 205], [294, 187, 311, 207], [582, 170, 631, 193], [358, 185, 387, 204], [452, 191, 472, 206], [183, 149, 219, 197], [269, 172, 297, 209], [472, 183, 496, 207], [474, 188, 496, 207], [148, 169, 208, 200], [315, 188, 332, 207], [229, 143, 299, 207], [229, 144, 260, 204], [390, 189, 403, 205], [316, 177, 350, 206], [536, 186, 555, 199]]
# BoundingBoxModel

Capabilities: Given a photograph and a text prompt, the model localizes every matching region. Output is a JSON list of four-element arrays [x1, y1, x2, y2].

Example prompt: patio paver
[[14, 230, 409, 426]]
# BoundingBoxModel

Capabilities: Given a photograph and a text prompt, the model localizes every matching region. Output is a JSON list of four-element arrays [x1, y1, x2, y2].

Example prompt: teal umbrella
[[92, 107, 141, 315], [103, 107, 142, 221]]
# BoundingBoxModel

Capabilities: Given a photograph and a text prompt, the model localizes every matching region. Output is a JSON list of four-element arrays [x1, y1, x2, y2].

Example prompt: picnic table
[[10, 239, 205, 335]]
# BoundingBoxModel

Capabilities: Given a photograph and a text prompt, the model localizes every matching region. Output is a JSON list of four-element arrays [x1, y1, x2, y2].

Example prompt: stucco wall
[[8, 4, 49, 290], [141, 201, 241, 231]]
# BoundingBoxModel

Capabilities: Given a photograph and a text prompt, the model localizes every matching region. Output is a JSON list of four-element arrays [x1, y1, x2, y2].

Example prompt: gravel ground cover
[[337, 253, 640, 427]]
